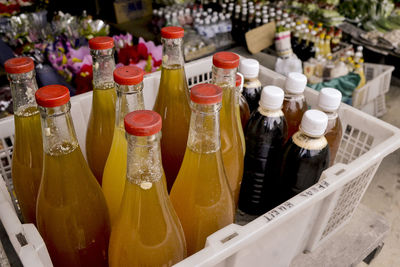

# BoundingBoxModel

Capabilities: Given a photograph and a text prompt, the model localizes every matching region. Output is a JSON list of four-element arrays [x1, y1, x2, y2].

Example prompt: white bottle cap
[[239, 59, 259, 79], [285, 72, 307, 94], [318, 88, 342, 112], [300, 110, 328, 137], [259, 86, 284, 110]]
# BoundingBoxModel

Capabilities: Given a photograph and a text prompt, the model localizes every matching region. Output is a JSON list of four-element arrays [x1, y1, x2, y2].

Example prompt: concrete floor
[[358, 78, 400, 267]]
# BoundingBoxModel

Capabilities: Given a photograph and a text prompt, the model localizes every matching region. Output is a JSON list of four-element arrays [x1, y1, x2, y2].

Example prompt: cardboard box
[[113, 0, 152, 24]]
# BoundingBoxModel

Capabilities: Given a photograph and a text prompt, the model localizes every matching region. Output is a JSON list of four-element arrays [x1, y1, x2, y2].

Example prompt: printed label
[[263, 201, 294, 222]]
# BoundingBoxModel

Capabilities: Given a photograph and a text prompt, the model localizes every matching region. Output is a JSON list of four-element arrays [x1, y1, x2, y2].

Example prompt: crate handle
[[205, 224, 242, 249], [319, 163, 348, 181]]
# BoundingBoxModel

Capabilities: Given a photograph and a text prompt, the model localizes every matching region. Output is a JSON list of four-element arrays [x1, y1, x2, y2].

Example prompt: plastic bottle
[[86, 36, 116, 184], [318, 88, 343, 166], [236, 73, 251, 131], [102, 66, 145, 225], [153, 27, 191, 192], [109, 110, 186, 266], [35, 85, 110, 267], [5, 57, 42, 224], [239, 58, 262, 113], [212, 52, 244, 206], [282, 72, 308, 143], [238, 86, 288, 217], [170, 84, 235, 256], [280, 110, 330, 200]]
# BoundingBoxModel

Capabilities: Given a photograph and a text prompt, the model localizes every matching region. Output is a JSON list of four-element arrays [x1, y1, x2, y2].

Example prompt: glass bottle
[[109, 110, 186, 266], [238, 86, 288, 218], [235, 74, 246, 155], [35, 85, 110, 267], [170, 84, 235, 256], [280, 110, 330, 201], [102, 66, 145, 225], [86, 36, 116, 184], [282, 72, 308, 143], [318, 88, 343, 166], [236, 73, 251, 131], [6, 57, 42, 224], [239, 58, 262, 113], [212, 52, 244, 206], [153, 26, 191, 192]]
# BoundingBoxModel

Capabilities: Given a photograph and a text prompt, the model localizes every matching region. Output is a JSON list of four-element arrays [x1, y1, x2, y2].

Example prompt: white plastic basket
[[0, 56, 399, 266], [352, 63, 394, 117]]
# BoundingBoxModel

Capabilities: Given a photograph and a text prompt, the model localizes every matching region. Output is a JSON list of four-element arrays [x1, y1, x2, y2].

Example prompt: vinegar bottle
[[212, 52, 244, 206], [86, 36, 117, 184], [153, 26, 191, 191], [6, 57, 42, 224], [102, 66, 145, 225], [35, 85, 110, 267], [109, 110, 186, 266], [239, 58, 262, 113], [280, 110, 330, 201], [170, 84, 235, 256], [236, 73, 250, 131], [282, 72, 308, 143], [238, 86, 288, 218], [318, 88, 343, 166]]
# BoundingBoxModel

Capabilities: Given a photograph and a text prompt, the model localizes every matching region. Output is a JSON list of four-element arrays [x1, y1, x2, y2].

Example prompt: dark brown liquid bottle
[[318, 88, 343, 166], [239, 58, 262, 113], [236, 73, 250, 131], [280, 110, 330, 201], [282, 72, 308, 143], [238, 86, 288, 217]]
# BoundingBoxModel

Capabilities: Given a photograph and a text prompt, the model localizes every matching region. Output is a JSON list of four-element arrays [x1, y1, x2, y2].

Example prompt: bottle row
[[6, 26, 343, 267]]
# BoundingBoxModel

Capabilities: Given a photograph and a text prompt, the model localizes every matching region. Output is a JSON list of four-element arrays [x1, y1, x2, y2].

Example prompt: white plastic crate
[[0, 56, 400, 266], [352, 63, 394, 117]]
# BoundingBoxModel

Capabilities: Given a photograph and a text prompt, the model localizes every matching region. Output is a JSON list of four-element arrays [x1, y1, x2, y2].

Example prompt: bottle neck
[[322, 110, 339, 121], [126, 133, 163, 187], [212, 66, 236, 89], [161, 37, 185, 69], [91, 48, 115, 90], [8, 70, 39, 115], [187, 102, 222, 154], [39, 103, 79, 155], [115, 83, 145, 128], [284, 92, 305, 100]]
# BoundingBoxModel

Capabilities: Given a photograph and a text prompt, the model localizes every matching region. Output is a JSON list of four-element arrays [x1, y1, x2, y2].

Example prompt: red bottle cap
[[89, 36, 114, 50], [161, 26, 184, 39], [124, 110, 162, 136], [190, 83, 222, 104], [114, 66, 144, 85], [236, 74, 242, 87], [35, 85, 70, 108], [4, 57, 34, 74], [212, 52, 240, 69]]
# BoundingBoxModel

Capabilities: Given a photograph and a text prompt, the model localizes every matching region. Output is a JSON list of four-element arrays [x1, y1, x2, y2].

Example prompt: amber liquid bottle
[[280, 110, 330, 201], [86, 36, 116, 184], [212, 52, 244, 206], [153, 26, 191, 191], [318, 88, 343, 166], [102, 66, 146, 225], [36, 85, 110, 267], [239, 58, 262, 113], [170, 84, 234, 256], [239, 86, 288, 218], [6, 57, 42, 224], [282, 72, 308, 143], [109, 110, 186, 266]]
